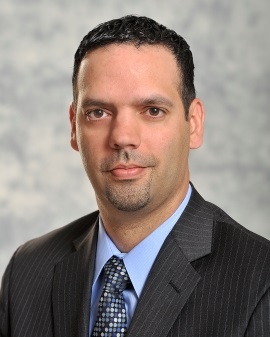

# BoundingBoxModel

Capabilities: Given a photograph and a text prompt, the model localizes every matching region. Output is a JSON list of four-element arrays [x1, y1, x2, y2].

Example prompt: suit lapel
[[172, 186, 214, 262], [52, 216, 98, 337], [127, 186, 214, 337], [127, 237, 201, 337]]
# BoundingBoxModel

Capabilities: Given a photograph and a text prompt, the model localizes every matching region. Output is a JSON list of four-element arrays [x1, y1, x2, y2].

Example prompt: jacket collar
[[127, 186, 214, 337], [52, 213, 99, 337], [172, 185, 213, 262]]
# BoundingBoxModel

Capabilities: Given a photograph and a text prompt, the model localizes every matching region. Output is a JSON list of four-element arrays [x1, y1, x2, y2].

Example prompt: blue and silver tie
[[92, 256, 131, 337]]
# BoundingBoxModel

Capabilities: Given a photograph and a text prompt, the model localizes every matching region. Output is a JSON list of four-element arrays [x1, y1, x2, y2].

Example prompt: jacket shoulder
[[204, 201, 270, 294], [15, 211, 99, 264], [208, 200, 270, 248]]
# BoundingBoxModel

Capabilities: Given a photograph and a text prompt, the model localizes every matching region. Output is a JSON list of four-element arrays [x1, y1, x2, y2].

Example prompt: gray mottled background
[[1, 0, 270, 278]]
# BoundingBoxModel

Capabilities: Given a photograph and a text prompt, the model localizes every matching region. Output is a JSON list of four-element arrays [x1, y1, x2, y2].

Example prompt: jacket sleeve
[[0, 252, 17, 337], [244, 287, 270, 337]]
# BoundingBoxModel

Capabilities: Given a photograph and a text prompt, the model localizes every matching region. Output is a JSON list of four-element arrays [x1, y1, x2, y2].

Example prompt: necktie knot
[[103, 256, 130, 293]]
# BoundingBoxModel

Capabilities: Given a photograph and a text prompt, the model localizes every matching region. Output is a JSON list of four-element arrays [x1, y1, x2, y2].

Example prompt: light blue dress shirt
[[89, 184, 192, 335]]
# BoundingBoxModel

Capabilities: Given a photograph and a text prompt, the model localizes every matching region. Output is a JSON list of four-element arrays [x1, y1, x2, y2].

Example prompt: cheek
[[151, 127, 188, 154], [77, 124, 101, 155], [157, 129, 190, 169], [76, 130, 97, 170]]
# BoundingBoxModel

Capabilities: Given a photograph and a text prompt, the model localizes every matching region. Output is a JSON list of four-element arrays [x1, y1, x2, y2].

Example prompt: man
[[1, 15, 270, 337]]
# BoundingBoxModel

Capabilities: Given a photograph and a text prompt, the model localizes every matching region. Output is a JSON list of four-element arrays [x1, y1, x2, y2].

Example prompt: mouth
[[108, 164, 147, 180]]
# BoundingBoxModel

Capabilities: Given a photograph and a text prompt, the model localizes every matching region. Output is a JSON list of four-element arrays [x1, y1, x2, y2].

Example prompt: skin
[[70, 44, 204, 252]]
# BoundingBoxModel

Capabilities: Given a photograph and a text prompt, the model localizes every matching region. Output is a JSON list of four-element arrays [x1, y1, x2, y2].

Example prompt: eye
[[145, 107, 165, 118], [86, 109, 109, 120]]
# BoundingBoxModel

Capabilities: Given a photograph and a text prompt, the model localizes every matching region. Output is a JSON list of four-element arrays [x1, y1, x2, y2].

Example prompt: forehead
[[79, 43, 180, 80], [76, 44, 182, 104]]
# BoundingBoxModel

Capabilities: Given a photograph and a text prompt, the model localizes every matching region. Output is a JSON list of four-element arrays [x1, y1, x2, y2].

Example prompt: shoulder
[[1, 211, 99, 303], [14, 210, 99, 265], [189, 185, 270, 251], [174, 185, 270, 268], [203, 201, 270, 288], [208, 200, 270, 250], [187, 185, 270, 277]]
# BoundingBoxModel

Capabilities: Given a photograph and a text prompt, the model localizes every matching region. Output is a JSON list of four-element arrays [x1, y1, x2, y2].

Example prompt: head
[[69, 16, 204, 229], [72, 15, 196, 119]]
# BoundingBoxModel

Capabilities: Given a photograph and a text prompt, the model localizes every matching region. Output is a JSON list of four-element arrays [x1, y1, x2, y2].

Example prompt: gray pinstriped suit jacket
[[1, 186, 270, 337]]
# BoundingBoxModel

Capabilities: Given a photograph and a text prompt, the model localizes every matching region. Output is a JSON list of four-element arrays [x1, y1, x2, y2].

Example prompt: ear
[[69, 103, 79, 151], [188, 98, 205, 149]]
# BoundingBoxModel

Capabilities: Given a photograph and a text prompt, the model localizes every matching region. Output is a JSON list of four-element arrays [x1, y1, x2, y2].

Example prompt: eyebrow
[[135, 95, 174, 108], [80, 94, 174, 110], [81, 99, 113, 110]]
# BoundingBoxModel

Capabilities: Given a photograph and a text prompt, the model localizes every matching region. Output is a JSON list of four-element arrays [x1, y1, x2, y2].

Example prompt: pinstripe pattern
[[1, 187, 270, 336], [0, 211, 99, 337]]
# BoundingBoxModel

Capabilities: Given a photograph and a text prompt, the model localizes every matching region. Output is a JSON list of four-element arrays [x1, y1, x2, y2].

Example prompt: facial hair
[[100, 150, 157, 212]]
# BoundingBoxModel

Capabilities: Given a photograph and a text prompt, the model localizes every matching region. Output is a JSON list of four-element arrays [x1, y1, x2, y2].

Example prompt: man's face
[[70, 44, 204, 217]]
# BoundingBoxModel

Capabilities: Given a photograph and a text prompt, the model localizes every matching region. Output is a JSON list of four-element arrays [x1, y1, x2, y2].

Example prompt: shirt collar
[[93, 184, 192, 297]]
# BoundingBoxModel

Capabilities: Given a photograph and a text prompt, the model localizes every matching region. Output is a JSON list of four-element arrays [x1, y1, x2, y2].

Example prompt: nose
[[108, 112, 141, 150]]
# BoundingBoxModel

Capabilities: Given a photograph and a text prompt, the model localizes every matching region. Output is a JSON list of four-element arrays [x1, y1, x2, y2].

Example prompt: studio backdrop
[[1, 0, 269, 278]]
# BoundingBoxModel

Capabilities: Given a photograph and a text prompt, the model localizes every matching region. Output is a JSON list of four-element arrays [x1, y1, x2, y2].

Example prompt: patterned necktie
[[92, 256, 131, 337]]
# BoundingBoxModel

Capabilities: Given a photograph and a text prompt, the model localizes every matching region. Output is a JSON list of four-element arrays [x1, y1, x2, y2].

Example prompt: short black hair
[[72, 15, 196, 118]]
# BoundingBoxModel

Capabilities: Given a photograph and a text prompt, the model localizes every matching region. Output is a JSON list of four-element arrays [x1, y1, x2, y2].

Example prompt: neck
[[97, 183, 189, 252]]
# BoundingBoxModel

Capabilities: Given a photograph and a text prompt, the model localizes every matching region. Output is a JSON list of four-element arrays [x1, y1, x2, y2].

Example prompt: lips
[[109, 164, 146, 179]]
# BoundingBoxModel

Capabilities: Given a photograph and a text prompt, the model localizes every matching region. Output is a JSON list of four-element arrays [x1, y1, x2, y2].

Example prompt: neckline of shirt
[[93, 184, 192, 298]]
